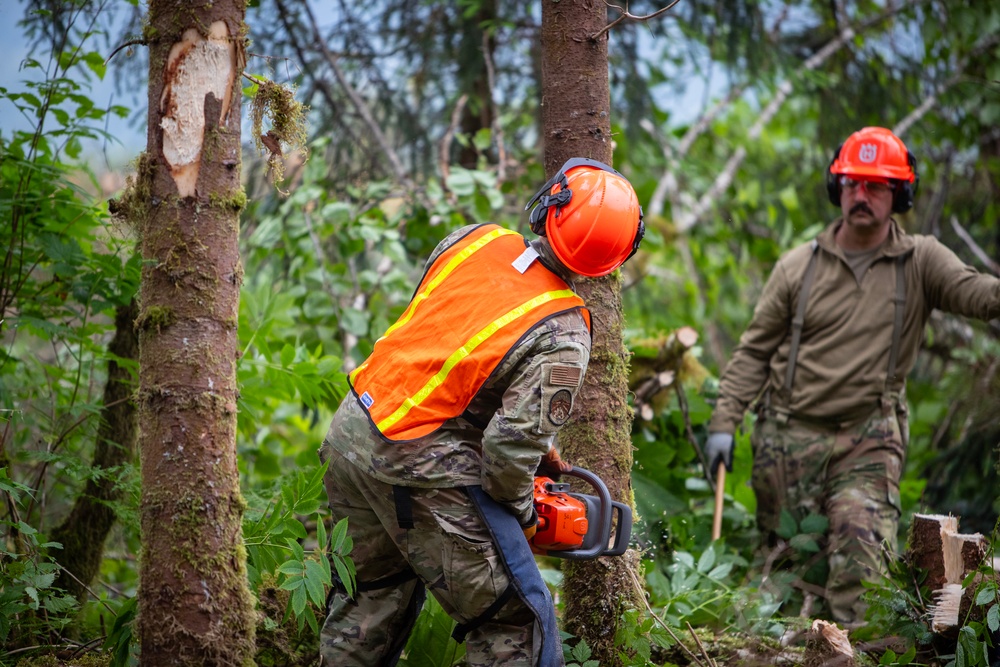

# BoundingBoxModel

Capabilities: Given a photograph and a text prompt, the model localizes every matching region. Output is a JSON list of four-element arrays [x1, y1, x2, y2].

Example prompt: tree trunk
[[540, 2, 641, 664], [134, 1, 255, 664], [52, 299, 139, 603]]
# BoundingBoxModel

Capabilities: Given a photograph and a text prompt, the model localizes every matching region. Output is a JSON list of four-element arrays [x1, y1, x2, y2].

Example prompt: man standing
[[319, 158, 644, 666], [704, 127, 1000, 623]]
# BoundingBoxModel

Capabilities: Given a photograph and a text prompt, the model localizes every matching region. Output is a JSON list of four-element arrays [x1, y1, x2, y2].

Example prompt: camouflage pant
[[751, 400, 905, 623], [318, 448, 545, 667]]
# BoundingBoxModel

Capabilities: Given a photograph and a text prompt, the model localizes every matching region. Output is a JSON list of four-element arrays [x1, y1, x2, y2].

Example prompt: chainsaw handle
[[556, 466, 613, 561], [605, 500, 633, 557]]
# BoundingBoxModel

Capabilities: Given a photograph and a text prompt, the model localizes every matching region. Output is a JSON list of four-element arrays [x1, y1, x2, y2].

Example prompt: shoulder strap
[[784, 240, 820, 393], [885, 255, 907, 389]]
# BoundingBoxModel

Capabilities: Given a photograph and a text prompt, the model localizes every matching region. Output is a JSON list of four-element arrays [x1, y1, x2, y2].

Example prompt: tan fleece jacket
[[709, 219, 1000, 433]]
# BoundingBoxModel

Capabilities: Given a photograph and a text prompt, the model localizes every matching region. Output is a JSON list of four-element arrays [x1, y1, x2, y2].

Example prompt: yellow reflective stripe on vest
[[379, 227, 519, 341], [375, 288, 578, 434]]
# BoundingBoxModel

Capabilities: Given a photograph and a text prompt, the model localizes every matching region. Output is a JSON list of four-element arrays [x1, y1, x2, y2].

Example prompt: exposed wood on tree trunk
[[51, 299, 139, 603], [135, 1, 255, 664], [540, 2, 640, 663], [907, 513, 988, 632]]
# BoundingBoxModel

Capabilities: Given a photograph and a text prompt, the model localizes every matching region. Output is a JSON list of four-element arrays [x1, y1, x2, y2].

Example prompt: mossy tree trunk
[[134, 1, 255, 664], [51, 299, 139, 603], [539, 2, 642, 664]]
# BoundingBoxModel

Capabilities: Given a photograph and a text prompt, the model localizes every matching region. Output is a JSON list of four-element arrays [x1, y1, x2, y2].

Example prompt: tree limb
[[593, 0, 682, 41], [300, 0, 413, 191], [673, 0, 921, 232], [950, 216, 1000, 276]]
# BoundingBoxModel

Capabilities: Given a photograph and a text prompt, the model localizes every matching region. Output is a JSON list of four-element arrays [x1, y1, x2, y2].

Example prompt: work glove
[[536, 446, 573, 480], [521, 508, 538, 542], [704, 432, 734, 474]]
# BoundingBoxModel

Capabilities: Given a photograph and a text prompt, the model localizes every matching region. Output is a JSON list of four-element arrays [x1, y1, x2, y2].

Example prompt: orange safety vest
[[349, 224, 591, 442]]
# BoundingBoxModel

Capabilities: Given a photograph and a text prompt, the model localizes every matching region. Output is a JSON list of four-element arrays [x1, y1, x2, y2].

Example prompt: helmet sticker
[[858, 143, 878, 163], [547, 389, 574, 426]]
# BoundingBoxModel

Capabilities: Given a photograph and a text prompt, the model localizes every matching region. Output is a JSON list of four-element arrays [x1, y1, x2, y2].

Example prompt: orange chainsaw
[[530, 466, 632, 560]]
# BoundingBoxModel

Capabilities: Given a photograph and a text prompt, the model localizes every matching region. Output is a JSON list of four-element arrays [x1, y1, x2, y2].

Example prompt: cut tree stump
[[907, 513, 988, 631]]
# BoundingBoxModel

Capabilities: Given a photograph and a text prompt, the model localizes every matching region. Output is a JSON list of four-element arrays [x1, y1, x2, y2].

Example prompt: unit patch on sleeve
[[547, 389, 573, 426], [549, 364, 582, 387]]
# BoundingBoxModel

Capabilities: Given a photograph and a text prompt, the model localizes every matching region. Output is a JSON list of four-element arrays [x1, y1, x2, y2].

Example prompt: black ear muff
[[891, 151, 919, 213], [524, 158, 623, 236], [528, 200, 549, 235], [826, 144, 843, 207]]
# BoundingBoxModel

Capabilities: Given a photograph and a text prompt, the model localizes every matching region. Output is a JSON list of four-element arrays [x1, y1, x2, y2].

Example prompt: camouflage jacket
[[710, 219, 1000, 433], [321, 225, 591, 525]]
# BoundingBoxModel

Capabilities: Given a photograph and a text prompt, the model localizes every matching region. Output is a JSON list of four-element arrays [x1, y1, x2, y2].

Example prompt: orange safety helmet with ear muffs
[[524, 158, 644, 277], [826, 127, 920, 213]]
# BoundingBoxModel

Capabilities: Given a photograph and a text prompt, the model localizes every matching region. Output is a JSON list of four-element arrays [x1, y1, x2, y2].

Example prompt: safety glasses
[[839, 176, 895, 196]]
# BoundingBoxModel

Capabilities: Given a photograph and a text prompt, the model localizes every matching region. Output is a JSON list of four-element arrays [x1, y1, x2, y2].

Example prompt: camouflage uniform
[[319, 226, 590, 666], [751, 399, 906, 621], [710, 219, 1000, 623]]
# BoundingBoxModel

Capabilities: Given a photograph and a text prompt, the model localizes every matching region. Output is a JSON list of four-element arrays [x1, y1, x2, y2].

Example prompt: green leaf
[[776, 510, 797, 539], [280, 343, 296, 367], [974, 586, 996, 606], [277, 561, 304, 576], [696, 547, 716, 574], [304, 560, 329, 608], [279, 577, 304, 592], [83, 51, 107, 80], [291, 584, 307, 617], [799, 514, 829, 535], [330, 517, 349, 552], [987, 604, 999, 633], [333, 556, 355, 598]]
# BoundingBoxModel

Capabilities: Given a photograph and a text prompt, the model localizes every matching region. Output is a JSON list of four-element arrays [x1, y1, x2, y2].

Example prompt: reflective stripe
[[380, 228, 519, 342], [349, 227, 517, 386], [376, 288, 577, 433]]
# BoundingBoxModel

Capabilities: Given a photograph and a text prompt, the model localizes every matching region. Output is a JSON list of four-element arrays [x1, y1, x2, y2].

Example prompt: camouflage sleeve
[[480, 311, 591, 525], [708, 257, 794, 433], [424, 224, 482, 268]]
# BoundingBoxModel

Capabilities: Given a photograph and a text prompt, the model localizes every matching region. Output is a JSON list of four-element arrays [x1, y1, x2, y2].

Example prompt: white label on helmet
[[512, 246, 539, 274], [858, 143, 878, 163]]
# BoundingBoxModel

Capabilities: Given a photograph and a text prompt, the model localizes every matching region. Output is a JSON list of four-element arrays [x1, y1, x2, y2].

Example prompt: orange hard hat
[[829, 127, 916, 182], [524, 158, 644, 277]]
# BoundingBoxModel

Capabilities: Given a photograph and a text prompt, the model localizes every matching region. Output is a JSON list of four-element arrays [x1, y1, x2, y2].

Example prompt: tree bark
[[540, 1, 641, 663], [51, 299, 139, 603], [134, 1, 255, 664]]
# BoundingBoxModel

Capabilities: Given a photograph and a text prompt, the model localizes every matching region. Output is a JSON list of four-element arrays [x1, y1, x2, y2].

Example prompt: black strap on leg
[[326, 568, 420, 608], [451, 583, 517, 642], [358, 569, 420, 592], [393, 485, 415, 529]]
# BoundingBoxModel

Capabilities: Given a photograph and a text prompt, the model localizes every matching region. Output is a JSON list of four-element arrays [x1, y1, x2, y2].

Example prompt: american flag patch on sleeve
[[550, 365, 582, 387]]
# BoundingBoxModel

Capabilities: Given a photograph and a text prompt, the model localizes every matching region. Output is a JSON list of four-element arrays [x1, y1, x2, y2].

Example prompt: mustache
[[850, 203, 874, 216]]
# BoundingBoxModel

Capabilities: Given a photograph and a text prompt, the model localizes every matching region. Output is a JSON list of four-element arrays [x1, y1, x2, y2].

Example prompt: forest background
[[2, 0, 999, 666]]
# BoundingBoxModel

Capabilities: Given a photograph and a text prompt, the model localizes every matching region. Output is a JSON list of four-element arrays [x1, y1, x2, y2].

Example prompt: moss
[[136, 305, 177, 332], [248, 78, 309, 187], [210, 189, 248, 212], [109, 152, 155, 233]]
